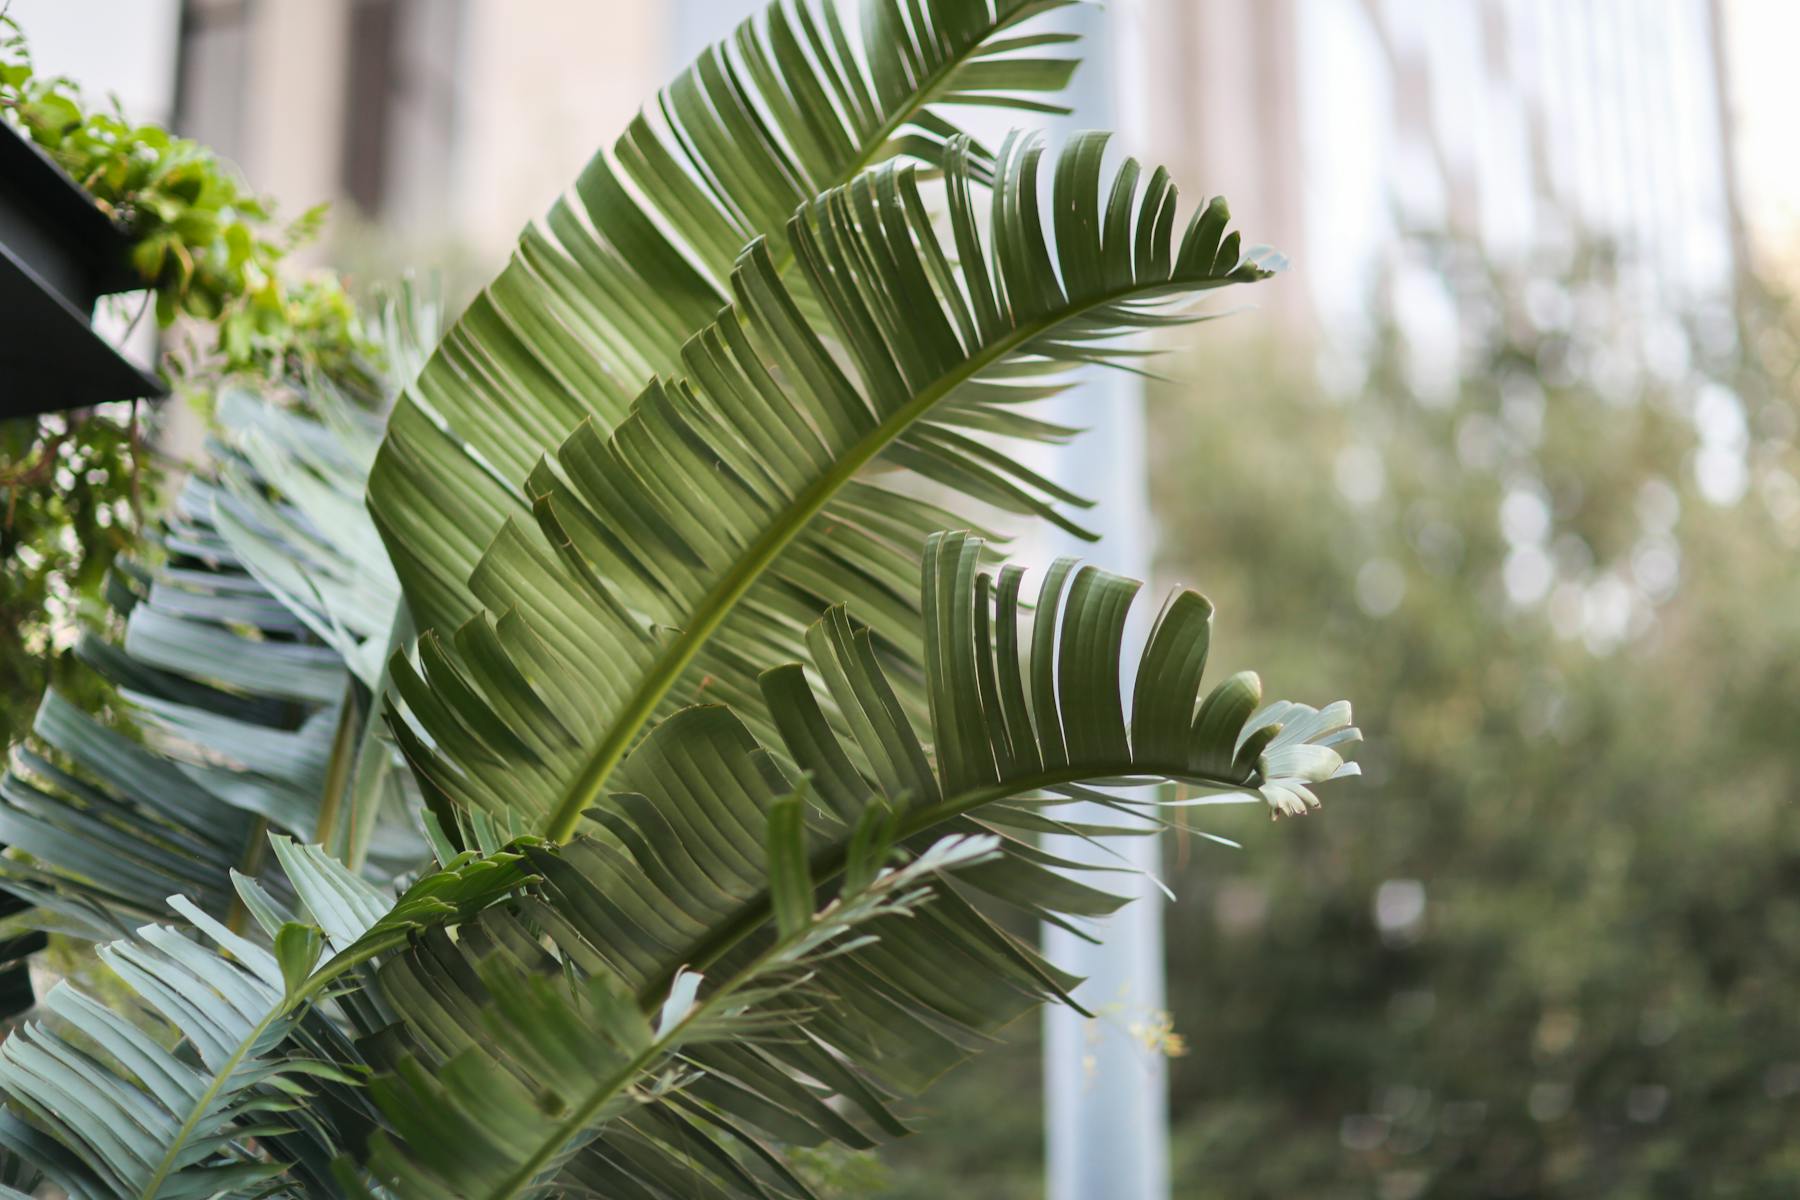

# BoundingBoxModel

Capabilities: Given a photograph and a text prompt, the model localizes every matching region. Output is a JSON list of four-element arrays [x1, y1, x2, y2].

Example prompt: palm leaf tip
[[1235, 696, 1362, 819], [905, 529, 1357, 820]]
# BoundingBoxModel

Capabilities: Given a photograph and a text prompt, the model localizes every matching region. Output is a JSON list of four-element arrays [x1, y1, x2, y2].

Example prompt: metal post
[[1036, 3, 1170, 1198]]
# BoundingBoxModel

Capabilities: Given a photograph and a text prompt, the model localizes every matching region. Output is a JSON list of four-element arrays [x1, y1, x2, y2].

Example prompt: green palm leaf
[[208, 384, 400, 689], [0, 297, 426, 935], [0, 400, 408, 937], [607, 530, 1356, 1013], [342, 830, 998, 1199], [370, 0, 1088, 637], [0, 487, 337, 933], [206, 383, 416, 870], [0, 839, 529, 1199], [349, 533, 1355, 1197], [382, 134, 1277, 847]]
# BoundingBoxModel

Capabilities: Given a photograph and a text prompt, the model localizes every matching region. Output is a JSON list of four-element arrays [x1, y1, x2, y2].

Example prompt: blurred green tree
[[1152, 249, 1800, 1199]]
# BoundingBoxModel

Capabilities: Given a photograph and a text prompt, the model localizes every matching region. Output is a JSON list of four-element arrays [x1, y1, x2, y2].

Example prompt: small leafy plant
[[1, 16, 369, 377]]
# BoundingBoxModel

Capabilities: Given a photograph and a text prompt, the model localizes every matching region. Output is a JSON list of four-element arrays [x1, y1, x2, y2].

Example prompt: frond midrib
[[134, 931, 416, 1200]]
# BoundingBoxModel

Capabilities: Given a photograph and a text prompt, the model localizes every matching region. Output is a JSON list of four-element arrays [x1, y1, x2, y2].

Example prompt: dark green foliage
[[0, 409, 148, 747], [1150, 262, 1800, 1198]]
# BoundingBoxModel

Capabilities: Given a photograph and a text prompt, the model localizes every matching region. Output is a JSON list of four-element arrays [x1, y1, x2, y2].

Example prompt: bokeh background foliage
[[856, 245, 1800, 1198]]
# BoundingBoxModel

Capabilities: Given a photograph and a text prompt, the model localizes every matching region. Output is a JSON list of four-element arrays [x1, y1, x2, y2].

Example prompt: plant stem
[[312, 680, 360, 854], [346, 602, 414, 872], [224, 818, 270, 935]]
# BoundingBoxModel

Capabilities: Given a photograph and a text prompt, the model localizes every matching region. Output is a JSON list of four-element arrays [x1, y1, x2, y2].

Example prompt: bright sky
[[1724, 0, 1800, 267]]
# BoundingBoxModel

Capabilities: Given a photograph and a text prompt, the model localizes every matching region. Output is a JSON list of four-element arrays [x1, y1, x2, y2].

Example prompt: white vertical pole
[[1037, 2, 1170, 1199]]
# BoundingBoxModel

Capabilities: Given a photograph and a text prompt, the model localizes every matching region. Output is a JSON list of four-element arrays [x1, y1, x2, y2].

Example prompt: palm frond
[[342, 830, 996, 1200], [381, 134, 1278, 846], [0, 466, 336, 930], [371, 0, 1090, 637], [345, 533, 1355, 1196], [209, 384, 400, 689], [598, 530, 1356, 1022], [0, 839, 529, 1199], [1, 359, 415, 938]]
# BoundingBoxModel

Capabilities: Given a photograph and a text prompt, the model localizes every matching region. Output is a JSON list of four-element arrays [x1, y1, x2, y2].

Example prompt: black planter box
[[1, 120, 166, 418]]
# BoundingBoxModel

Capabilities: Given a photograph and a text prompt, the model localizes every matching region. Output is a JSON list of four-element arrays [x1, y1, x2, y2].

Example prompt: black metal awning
[[1, 121, 166, 419]]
